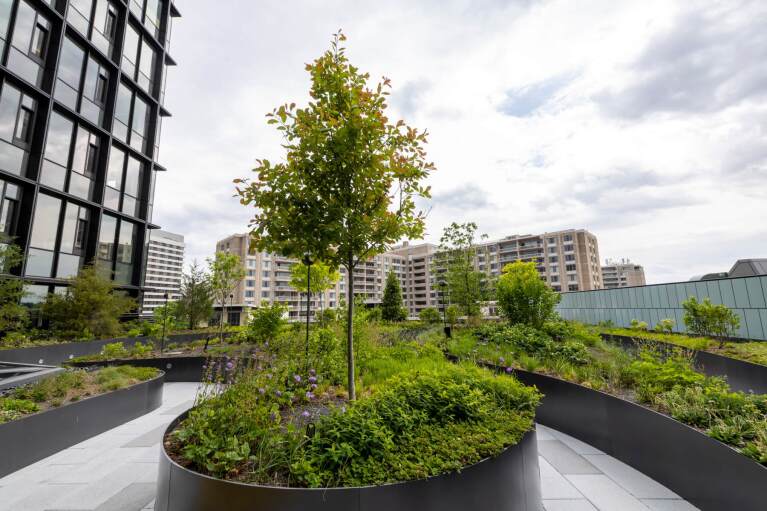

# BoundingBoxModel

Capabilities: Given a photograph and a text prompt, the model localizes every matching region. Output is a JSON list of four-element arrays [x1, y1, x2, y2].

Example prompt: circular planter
[[476, 361, 767, 511], [71, 356, 210, 382], [0, 371, 164, 477], [602, 333, 767, 394], [155, 411, 542, 511]]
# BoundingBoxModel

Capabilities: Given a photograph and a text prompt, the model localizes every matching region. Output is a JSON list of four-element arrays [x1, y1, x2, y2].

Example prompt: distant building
[[141, 230, 185, 317], [601, 259, 646, 289], [689, 259, 767, 281]]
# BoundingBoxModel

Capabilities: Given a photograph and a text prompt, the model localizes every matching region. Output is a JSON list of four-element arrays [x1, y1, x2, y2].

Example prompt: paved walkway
[[0, 383, 699, 511]]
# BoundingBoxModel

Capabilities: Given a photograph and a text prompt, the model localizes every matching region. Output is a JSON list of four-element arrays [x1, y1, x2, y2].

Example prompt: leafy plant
[[101, 342, 129, 359], [177, 260, 214, 329], [381, 271, 406, 322], [0, 236, 29, 337], [208, 252, 246, 340], [655, 318, 675, 333], [496, 262, 560, 328], [683, 297, 741, 348], [247, 301, 287, 343], [418, 307, 441, 324], [630, 319, 648, 331]]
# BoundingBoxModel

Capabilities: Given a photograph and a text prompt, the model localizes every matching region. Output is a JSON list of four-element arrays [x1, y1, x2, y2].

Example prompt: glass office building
[[0, 0, 179, 306]]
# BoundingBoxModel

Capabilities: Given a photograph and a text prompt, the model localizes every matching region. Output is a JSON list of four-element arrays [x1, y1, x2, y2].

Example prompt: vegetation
[[418, 307, 441, 324], [247, 302, 287, 343], [495, 261, 560, 328], [289, 260, 339, 317], [208, 252, 246, 339], [434, 222, 489, 319], [236, 31, 434, 400], [41, 266, 135, 340], [177, 260, 214, 329], [445, 304, 459, 328], [381, 271, 406, 321], [683, 297, 741, 348], [0, 237, 28, 339], [0, 366, 158, 424]]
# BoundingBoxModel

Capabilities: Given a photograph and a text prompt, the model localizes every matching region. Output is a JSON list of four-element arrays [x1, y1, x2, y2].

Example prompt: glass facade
[[0, 0, 178, 302]]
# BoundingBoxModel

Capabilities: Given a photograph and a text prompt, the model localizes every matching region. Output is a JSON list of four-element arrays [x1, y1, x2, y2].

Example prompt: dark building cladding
[[0, 0, 179, 309]]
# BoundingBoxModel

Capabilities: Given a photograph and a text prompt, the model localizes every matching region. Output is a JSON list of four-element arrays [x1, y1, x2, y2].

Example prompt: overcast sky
[[155, 0, 767, 284]]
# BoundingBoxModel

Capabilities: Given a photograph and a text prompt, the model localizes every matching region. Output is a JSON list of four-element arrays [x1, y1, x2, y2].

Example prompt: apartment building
[[215, 228, 602, 322], [141, 230, 184, 316], [601, 259, 646, 289]]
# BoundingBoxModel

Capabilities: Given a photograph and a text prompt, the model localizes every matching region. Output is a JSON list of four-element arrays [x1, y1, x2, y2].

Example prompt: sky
[[154, 0, 767, 284]]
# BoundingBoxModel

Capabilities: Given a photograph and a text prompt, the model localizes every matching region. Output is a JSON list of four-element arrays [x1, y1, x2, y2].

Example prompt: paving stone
[[641, 499, 701, 511], [584, 454, 680, 499], [539, 457, 583, 499], [548, 429, 604, 455], [121, 424, 169, 448], [538, 440, 602, 475], [543, 499, 598, 511], [566, 474, 651, 511], [159, 400, 193, 416], [535, 424, 557, 441], [93, 482, 155, 511]]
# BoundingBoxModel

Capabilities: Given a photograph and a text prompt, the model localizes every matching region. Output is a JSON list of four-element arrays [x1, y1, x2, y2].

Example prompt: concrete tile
[[549, 429, 604, 455], [584, 454, 679, 499], [543, 499, 598, 511], [121, 424, 168, 448], [141, 498, 155, 510], [641, 499, 701, 511], [567, 474, 650, 511], [51, 463, 150, 509], [93, 482, 155, 511], [0, 483, 86, 511], [539, 457, 583, 499], [535, 424, 556, 441], [538, 440, 602, 475], [159, 400, 193, 416]]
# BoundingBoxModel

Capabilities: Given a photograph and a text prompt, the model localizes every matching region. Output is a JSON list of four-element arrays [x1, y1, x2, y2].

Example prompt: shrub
[[381, 272, 406, 322], [445, 305, 459, 327], [655, 318, 675, 334], [626, 351, 706, 403], [683, 297, 740, 348], [630, 319, 648, 331], [495, 261, 559, 328], [101, 342, 129, 359], [418, 307, 441, 324], [247, 302, 287, 343], [131, 341, 153, 357]]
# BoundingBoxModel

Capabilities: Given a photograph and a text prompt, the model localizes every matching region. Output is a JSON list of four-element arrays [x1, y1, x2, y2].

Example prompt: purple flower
[[301, 410, 310, 418], [270, 412, 279, 422], [293, 374, 302, 383], [309, 368, 316, 376], [310, 383, 317, 390], [258, 387, 266, 395], [265, 373, 273, 379], [505, 366, 513, 374], [225, 361, 234, 371], [305, 391, 315, 400], [498, 357, 505, 364], [274, 390, 282, 397], [308, 376, 317, 384]]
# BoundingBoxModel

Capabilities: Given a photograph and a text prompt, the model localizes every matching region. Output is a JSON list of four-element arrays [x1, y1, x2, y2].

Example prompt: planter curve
[[492, 364, 767, 511], [71, 356, 209, 383], [155, 411, 542, 511], [603, 333, 767, 394], [0, 372, 164, 477]]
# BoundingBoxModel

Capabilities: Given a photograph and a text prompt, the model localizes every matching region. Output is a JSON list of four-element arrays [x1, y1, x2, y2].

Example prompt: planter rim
[[0, 370, 165, 425], [161, 409, 538, 491], [477, 359, 767, 473]]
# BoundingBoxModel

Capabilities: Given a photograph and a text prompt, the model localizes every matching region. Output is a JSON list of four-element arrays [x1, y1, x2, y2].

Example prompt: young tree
[[496, 261, 560, 328], [42, 265, 135, 339], [419, 307, 441, 324], [445, 304, 459, 328], [177, 260, 214, 329], [0, 237, 28, 337], [435, 222, 488, 318], [236, 31, 434, 399], [289, 260, 340, 316], [381, 271, 406, 321], [682, 297, 740, 348], [208, 252, 246, 340]]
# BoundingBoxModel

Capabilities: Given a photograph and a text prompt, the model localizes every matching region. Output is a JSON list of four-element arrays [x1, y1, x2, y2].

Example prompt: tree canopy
[[381, 271, 406, 321], [495, 261, 560, 328]]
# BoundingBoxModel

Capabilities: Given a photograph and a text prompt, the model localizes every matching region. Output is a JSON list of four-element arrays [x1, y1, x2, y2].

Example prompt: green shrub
[[418, 307, 441, 324], [683, 297, 740, 348], [131, 341, 153, 357], [445, 305, 459, 327], [630, 319, 648, 331], [625, 351, 705, 403], [247, 302, 287, 343], [655, 318, 675, 334], [495, 262, 559, 328], [101, 342, 129, 359]]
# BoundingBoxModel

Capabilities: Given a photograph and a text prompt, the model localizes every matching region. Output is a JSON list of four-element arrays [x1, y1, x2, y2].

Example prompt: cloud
[[498, 72, 577, 117], [597, 1, 767, 118], [432, 184, 492, 211]]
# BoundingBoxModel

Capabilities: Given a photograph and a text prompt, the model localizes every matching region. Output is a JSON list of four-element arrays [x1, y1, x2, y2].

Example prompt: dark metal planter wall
[[155, 412, 542, 511], [0, 373, 164, 478], [502, 366, 767, 511], [0, 331, 231, 366], [71, 356, 208, 383], [603, 333, 767, 394]]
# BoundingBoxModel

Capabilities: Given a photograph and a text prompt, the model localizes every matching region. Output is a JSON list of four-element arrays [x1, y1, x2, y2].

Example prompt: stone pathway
[[0, 383, 699, 511]]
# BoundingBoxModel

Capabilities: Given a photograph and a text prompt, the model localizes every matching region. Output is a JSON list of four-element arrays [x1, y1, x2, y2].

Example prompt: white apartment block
[[141, 230, 185, 317], [216, 228, 602, 322], [601, 259, 646, 289]]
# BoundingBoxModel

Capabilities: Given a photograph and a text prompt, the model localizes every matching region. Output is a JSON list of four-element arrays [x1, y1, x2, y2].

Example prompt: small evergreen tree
[[381, 271, 406, 321], [42, 266, 135, 339], [0, 237, 28, 337]]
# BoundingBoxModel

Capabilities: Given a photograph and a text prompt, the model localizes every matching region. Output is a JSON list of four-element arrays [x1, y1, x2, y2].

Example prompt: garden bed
[[0, 367, 163, 477], [156, 411, 541, 511], [603, 333, 767, 394]]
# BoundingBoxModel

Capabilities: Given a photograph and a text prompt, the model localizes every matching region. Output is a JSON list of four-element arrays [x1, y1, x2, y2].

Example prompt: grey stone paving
[[0, 383, 700, 511]]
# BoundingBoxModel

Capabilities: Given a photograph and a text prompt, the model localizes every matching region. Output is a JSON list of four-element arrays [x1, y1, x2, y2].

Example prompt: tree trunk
[[346, 261, 356, 400]]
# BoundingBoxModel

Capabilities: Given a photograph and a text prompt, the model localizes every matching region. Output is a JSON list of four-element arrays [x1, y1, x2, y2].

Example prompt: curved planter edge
[[0, 372, 165, 478], [0, 331, 233, 366], [602, 333, 767, 394], [71, 356, 210, 383], [476, 361, 767, 511], [155, 411, 542, 511]]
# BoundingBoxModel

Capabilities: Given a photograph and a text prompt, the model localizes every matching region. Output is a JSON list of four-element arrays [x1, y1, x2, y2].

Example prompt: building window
[[549, 256, 558, 263], [565, 254, 575, 261], [66, 0, 94, 36], [550, 275, 559, 282], [7, 1, 51, 86], [0, 179, 21, 236], [548, 246, 556, 254], [0, 83, 37, 176], [56, 202, 90, 278], [246, 279, 255, 287], [566, 264, 576, 272], [563, 244, 574, 252], [40, 113, 99, 201], [92, 0, 119, 57], [122, 21, 159, 96], [245, 290, 254, 298], [113, 82, 152, 155], [114, 219, 136, 284], [563, 234, 573, 242], [25, 193, 60, 277], [568, 284, 579, 291]]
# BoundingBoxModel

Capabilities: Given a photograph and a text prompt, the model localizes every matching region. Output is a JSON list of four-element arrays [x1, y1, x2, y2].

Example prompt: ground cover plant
[[597, 325, 767, 367], [0, 366, 159, 424], [166, 319, 541, 487], [447, 320, 767, 466]]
